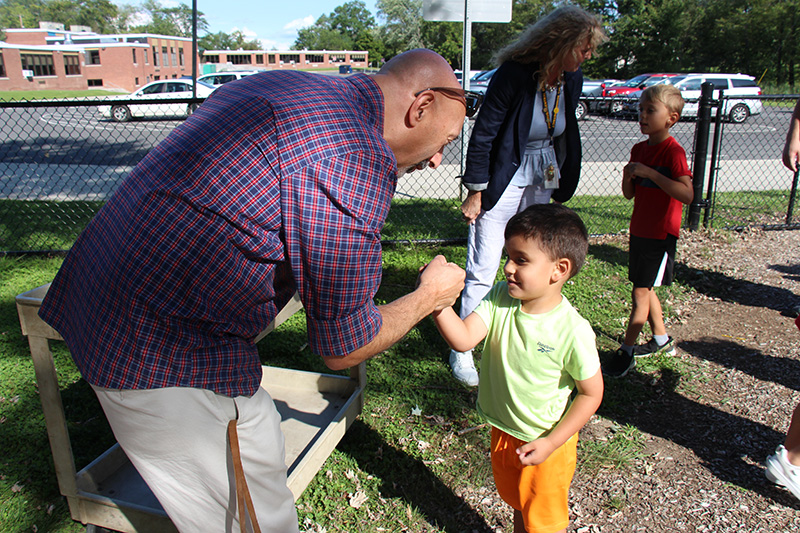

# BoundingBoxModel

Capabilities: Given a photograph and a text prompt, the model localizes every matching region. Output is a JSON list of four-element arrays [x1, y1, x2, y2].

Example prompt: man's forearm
[[323, 286, 436, 371]]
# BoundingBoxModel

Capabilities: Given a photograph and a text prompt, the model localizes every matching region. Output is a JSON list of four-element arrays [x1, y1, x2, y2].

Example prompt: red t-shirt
[[629, 136, 691, 239]]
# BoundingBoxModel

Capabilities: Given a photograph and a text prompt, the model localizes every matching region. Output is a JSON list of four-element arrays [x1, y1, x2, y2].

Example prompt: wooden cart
[[16, 284, 366, 532]]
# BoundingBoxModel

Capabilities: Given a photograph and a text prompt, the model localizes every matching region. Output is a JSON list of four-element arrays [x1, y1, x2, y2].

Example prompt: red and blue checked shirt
[[39, 71, 397, 396]]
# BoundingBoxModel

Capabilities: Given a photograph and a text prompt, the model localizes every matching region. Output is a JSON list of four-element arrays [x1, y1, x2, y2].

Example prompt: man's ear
[[552, 258, 571, 283], [408, 91, 435, 126]]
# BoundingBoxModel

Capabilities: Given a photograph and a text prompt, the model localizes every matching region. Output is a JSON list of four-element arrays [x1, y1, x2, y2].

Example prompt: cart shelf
[[16, 284, 365, 532]]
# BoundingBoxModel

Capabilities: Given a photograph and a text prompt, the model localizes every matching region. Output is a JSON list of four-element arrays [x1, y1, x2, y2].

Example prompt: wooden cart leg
[[27, 335, 82, 521]]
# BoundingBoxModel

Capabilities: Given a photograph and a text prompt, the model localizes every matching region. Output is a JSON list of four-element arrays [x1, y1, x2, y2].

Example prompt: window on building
[[351, 54, 366, 62], [87, 79, 103, 86], [0, 53, 5, 78], [144, 49, 149, 64], [64, 54, 80, 75], [329, 55, 344, 63], [306, 54, 324, 63], [280, 54, 300, 64], [179, 48, 184, 66], [171, 47, 176, 66], [153, 46, 159, 66], [86, 50, 100, 65], [162, 46, 168, 67], [202, 54, 220, 64], [132, 49, 137, 63], [228, 54, 252, 65], [135, 77, 139, 85], [267, 54, 276, 64], [154, 75, 160, 80], [21, 54, 56, 76], [255, 54, 264, 64]]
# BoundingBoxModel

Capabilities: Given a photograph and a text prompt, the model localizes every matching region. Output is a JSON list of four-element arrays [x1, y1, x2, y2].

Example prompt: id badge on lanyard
[[542, 86, 561, 190], [544, 141, 560, 190]]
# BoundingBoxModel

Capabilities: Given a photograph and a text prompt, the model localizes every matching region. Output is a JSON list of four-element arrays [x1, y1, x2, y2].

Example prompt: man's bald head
[[373, 49, 466, 175], [378, 48, 460, 91]]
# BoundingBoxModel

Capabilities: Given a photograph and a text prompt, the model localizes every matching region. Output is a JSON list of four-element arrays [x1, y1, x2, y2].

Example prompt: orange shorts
[[491, 426, 578, 533]]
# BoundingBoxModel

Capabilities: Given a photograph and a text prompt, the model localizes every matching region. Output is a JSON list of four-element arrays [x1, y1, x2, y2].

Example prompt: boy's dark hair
[[504, 203, 589, 278]]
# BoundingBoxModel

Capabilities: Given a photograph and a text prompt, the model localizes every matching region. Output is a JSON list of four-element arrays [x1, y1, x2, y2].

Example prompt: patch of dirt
[[468, 228, 800, 532]]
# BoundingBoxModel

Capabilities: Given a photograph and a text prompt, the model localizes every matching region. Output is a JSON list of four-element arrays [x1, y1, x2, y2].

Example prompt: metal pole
[[703, 97, 725, 228], [191, 0, 197, 99], [788, 169, 799, 225], [459, 0, 472, 183], [687, 82, 714, 231]]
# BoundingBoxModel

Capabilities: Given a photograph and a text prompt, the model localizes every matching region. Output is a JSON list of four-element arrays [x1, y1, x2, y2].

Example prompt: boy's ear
[[668, 110, 680, 127], [552, 258, 571, 283]]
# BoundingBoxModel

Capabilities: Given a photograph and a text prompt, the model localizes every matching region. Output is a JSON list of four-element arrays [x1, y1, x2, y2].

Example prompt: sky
[[141, 0, 382, 51]]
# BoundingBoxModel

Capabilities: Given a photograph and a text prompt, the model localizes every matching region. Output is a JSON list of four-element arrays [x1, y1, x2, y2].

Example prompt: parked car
[[672, 73, 763, 123], [617, 75, 689, 118], [99, 79, 216, 122], [454, 70, 484, 85], [600, 73, 681, 114], [616, 73, 762, 123], [197, 70, 261, 86], [578, 78, 623, 119], [470, 68, 497, 94]]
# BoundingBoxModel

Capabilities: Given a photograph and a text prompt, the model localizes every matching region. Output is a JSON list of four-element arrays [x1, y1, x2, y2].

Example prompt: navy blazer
[[462, 61, 582, 210]]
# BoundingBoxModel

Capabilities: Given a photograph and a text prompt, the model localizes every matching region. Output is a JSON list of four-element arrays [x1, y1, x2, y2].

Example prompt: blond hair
[[493, 5, 606, 89], [641, 84, 685, 116]]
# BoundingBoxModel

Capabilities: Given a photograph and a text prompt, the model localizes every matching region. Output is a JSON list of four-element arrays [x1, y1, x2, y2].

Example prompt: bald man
[[38, 49, 475, 532]]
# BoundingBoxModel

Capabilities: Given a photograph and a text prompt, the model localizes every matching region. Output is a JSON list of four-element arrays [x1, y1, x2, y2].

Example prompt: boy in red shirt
[[604, 84, 693, 377]]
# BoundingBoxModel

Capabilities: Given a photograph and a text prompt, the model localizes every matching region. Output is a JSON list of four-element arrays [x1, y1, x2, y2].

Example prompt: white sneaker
[[766, 445, 800, 501], [449, 350, 479, 386]]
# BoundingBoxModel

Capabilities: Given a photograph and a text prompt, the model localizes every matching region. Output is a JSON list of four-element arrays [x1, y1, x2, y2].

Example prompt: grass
[[2, 189, 793, 255], [0, 211, 704, 531], [0, 90, 126, 101]]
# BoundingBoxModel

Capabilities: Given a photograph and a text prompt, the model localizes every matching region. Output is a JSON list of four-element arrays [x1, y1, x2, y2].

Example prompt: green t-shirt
[[473, 282, 600, 442]]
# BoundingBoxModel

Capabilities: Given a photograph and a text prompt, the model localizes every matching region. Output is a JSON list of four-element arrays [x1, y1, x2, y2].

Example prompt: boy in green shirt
[[434, 203, 603, 533]]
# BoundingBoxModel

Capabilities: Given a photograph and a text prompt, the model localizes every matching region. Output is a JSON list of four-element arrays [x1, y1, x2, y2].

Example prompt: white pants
[[460, 183, 553, 319], [93, 385, 299, 533]]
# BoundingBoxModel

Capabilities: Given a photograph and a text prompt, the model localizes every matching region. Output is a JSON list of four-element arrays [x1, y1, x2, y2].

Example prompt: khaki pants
[[93, 385, 299, 533]]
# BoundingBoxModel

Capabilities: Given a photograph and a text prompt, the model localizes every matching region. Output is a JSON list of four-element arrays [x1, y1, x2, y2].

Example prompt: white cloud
[[284, 15, 315, 31], [230, 26, 258, 39]]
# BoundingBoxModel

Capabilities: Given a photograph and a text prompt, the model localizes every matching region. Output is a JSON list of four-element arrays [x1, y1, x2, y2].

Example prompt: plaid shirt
[[39, 72, 396, 396]]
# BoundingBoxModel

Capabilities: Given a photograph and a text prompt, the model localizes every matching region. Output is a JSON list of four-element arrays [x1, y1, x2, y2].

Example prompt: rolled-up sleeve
[[283, 151, 395, 357]]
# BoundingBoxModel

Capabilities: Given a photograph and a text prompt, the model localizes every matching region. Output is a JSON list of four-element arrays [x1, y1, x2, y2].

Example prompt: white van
[[673, 73, 762, 123], [197, 70, 261, 87]]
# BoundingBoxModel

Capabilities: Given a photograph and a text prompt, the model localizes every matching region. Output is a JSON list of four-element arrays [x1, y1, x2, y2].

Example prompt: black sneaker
[[633, 336, 675, 358], [602, 349, 635, 378]]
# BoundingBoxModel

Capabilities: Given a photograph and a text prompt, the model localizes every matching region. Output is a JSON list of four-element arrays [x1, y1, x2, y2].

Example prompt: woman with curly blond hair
[[449, 5, 606, 389]]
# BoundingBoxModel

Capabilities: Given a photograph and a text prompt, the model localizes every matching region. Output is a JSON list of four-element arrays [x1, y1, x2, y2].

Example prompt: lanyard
[[541, 85, 561, 140]]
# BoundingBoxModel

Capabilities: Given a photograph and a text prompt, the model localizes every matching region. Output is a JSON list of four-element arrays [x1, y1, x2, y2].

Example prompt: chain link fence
[[1, 94, 798, 254]]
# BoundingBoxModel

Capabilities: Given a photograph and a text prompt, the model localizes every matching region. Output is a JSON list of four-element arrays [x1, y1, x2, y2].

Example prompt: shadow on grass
[[681, 337, 800, 393], [588, 241, 629, 269], [600, 340, 800, 508], [337, 419, 494, 532], [675, 261, 800, 314]]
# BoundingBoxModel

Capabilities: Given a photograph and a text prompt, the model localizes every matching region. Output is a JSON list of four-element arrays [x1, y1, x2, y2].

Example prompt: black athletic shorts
[[628, 234, 677, 288]]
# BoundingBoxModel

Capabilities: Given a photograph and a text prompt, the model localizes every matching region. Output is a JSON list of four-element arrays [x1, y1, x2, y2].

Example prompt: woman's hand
[[460, 191, 482, 224]]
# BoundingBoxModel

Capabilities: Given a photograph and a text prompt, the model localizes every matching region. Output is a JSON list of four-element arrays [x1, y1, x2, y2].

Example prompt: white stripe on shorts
[[653, 251, 668, 287]]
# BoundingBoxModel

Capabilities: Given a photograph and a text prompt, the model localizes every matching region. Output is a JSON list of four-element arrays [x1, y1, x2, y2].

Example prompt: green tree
[[294, 14, 353, 50], [129, 0, 207, 37], [37, 0, 118, 33], [376, 0, 424, 60], [199, 30, 261, 51], [421, 20, 462, 68], [0, 0, 121, 33], [293, 1, 381, 65]]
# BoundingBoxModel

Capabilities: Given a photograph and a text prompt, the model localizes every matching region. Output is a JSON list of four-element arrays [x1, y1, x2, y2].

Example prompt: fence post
[[687, 83, 714, 231], [702, 97, 726, 228], [788, 169, 799, 225]]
